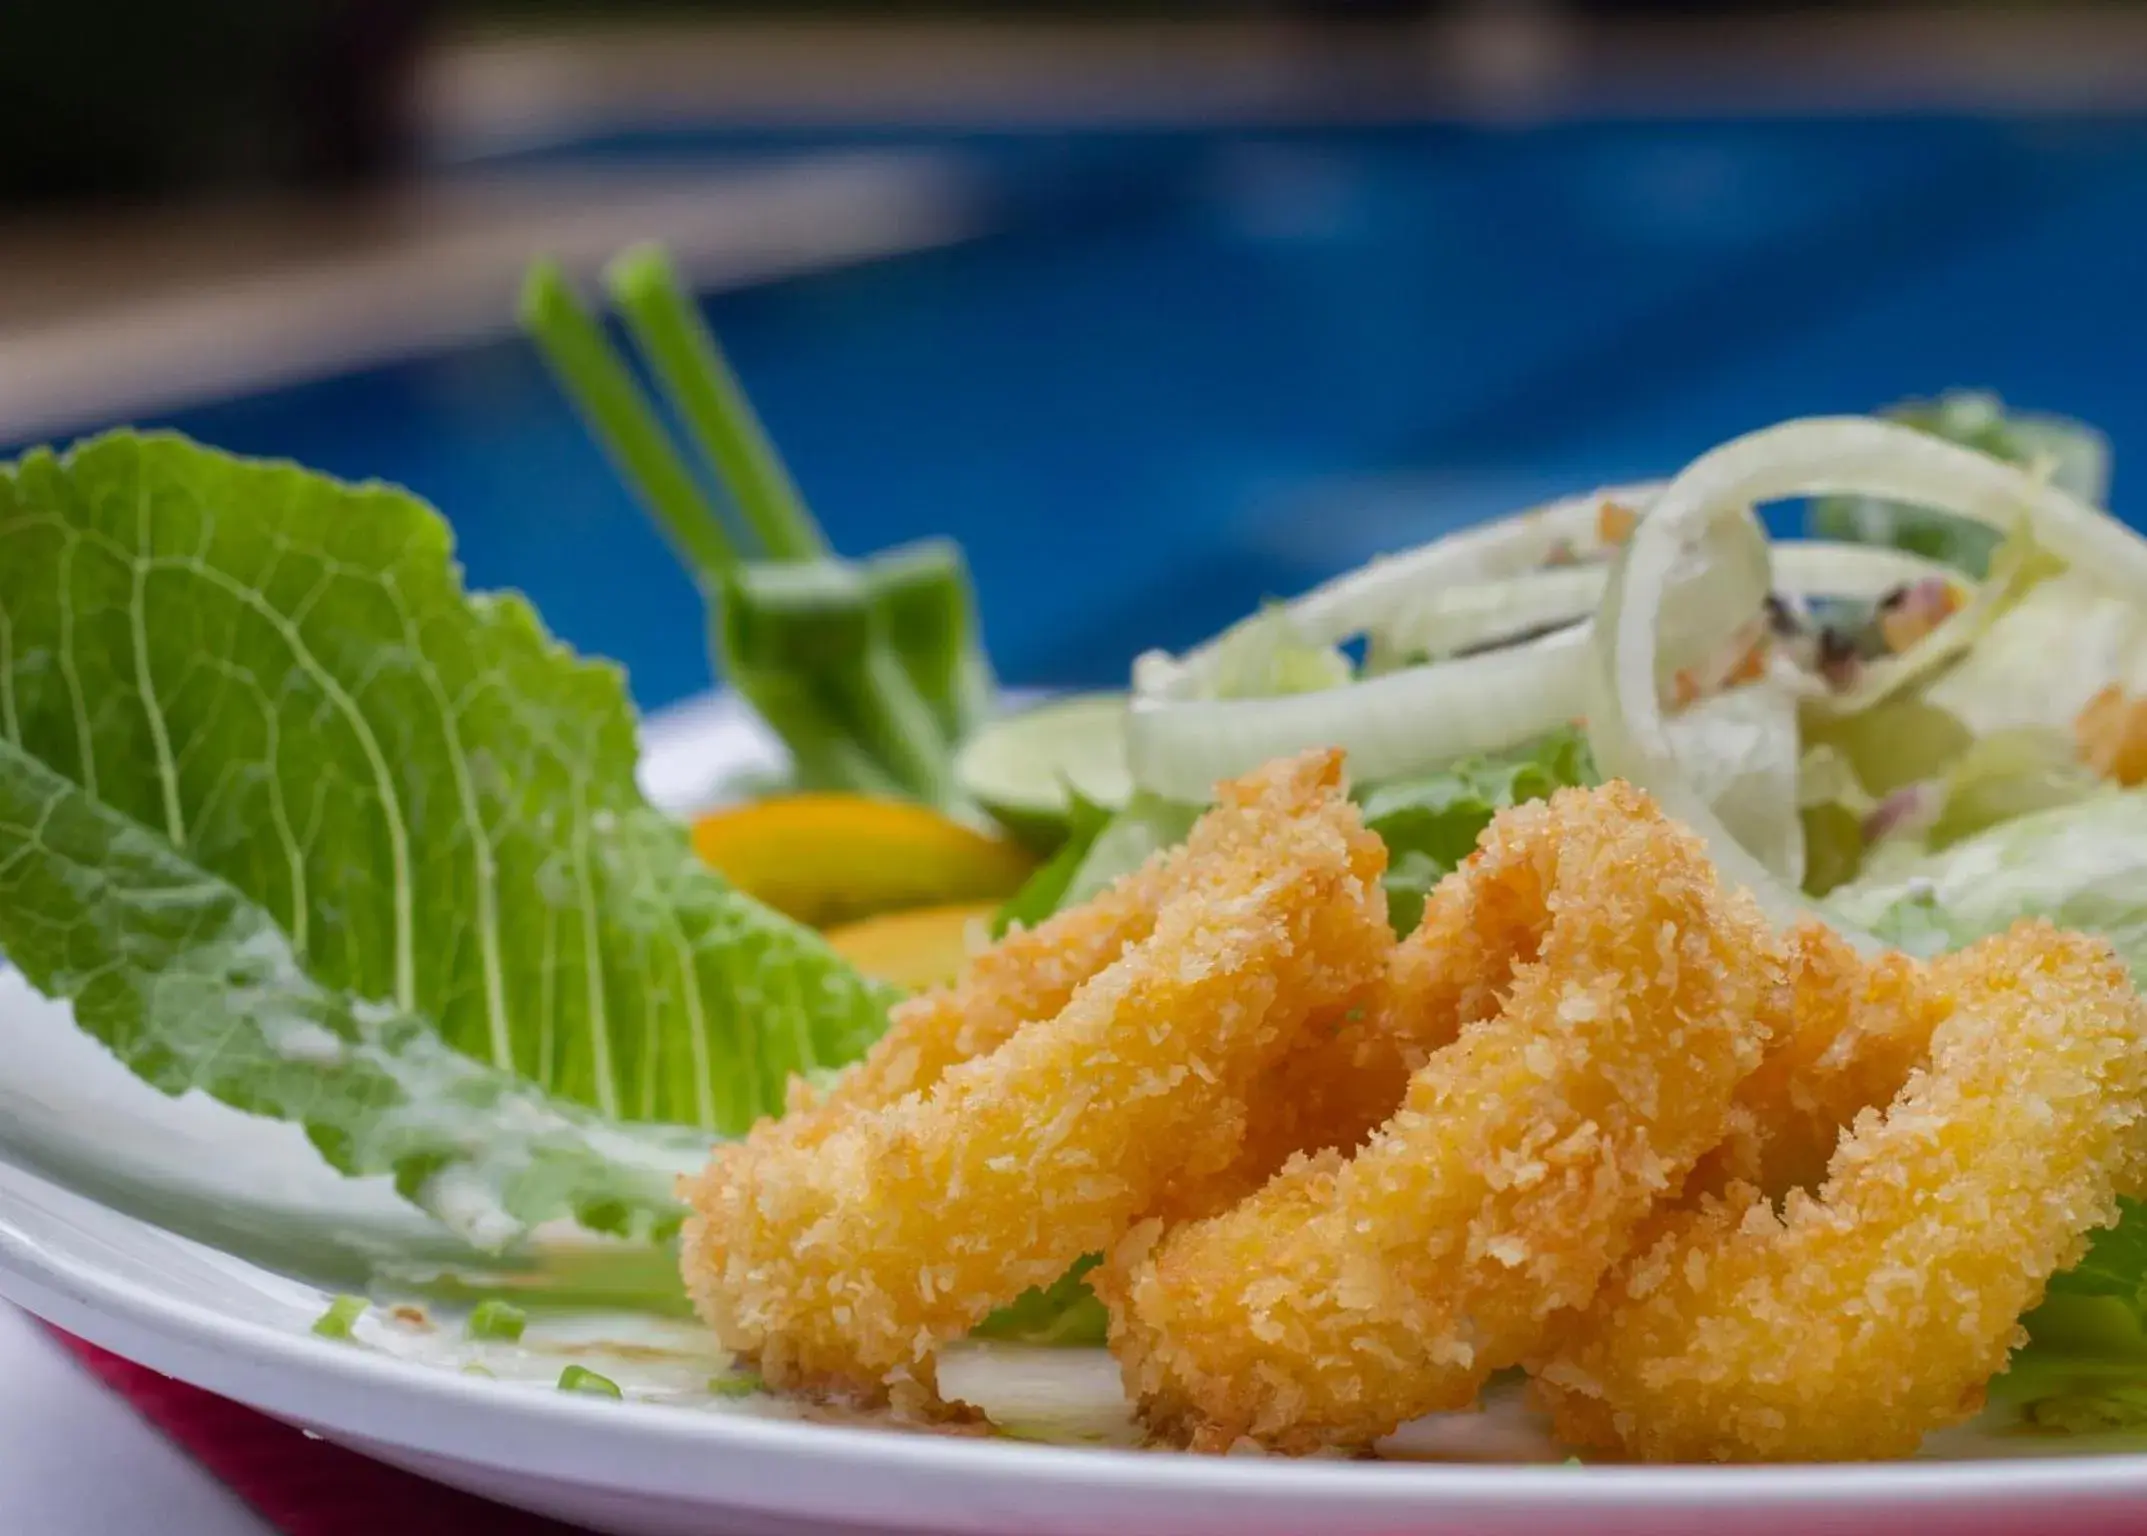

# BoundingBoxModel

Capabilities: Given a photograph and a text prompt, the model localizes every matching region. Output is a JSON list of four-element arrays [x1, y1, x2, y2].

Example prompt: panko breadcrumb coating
[[775, 812, 1185, 1147], [1212, 824, 1588, 1217], [679, 750, 1390, 1396], [1530, 922, 2147, 1463], [1097, 782, 1778, 1452], [1694, 922, 1947, 1198]]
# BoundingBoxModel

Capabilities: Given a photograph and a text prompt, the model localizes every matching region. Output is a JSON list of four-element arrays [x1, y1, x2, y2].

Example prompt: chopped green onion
[[558, 1365, 623, 1398], [519, 258, 737, 582], [311, 1294, 368, 1340], [707, 1371, 763, 1399], [465, 1300, 527, 1343], [606, 244, 827, 563], [461, 1362, 496, 1379], [720, 562, 959, 807], [865, 539, 995, 742]]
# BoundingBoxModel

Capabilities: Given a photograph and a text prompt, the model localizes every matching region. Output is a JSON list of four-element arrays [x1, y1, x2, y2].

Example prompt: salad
[[4, 241, 2147, 1452]]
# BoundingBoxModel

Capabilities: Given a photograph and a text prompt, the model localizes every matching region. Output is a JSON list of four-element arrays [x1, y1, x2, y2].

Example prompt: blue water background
[[46, 117, 2147, 708]]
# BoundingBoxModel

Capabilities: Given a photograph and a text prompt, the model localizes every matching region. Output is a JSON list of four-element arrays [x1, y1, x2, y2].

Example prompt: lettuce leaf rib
[[0, 732, 702, 1247], [0, 432, 899, 1266], [0, 432, 892, 1137]]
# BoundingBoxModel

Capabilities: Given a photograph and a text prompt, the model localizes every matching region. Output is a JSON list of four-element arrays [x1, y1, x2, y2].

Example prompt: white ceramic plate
[[8, 695, 2147, 1536]]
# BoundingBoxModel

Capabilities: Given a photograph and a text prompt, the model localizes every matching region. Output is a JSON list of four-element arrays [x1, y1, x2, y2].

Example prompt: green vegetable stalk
[[521, 248, 993, 809], [558, 1365, 623, 1398]]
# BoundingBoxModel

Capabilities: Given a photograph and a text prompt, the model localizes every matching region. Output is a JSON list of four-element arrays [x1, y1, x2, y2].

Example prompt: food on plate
[[1694, 922, 1946, 1197], [771, 753, 1335, 1147], [525, 250, 992, 808], [678, 750, 1391, 1394], [13, 256, 2147, 1466], [1531, 923, 2147, 1462], [1097, 782, 1776, 1451], [822, 901, 1000, 991], [689, 794, 1034, 928], [2076, 683, 2147, 787]]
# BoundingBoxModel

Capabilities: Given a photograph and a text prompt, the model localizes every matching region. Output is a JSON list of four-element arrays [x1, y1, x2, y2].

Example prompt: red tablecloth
[[48, 1330, 588, 1535]]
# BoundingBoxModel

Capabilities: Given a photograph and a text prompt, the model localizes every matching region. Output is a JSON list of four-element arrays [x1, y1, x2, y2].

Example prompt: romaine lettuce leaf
[[0, 432, 894, 1143], [0, 734, 699, 1252], [1926, 573, 2147, 740], [1357, 728, 1597, 935], [1827, 791, 2147, 967], [994, 793, 1200, 936], [971, 1255, 1109, 1347]]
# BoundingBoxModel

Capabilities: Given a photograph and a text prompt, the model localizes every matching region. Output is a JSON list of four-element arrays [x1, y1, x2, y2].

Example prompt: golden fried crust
[[1694, 923, 1946, 1199], [777, 821, 1182, 1147], [678, 750, 1391, 1394], [1098, 781, 1778, 1452], [1530, 922, 2147, 1463], [1204, 819, 1579, 1221]]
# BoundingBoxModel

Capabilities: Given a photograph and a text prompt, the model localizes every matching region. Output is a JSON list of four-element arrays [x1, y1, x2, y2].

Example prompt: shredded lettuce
[[992, 791, 1118, 935], [1922, 727, 2102, 850], [0, 432, 897, 1272], [1828, 792, 2147, 966], [1356, 727, 1597, 936], [1809, 391, 2108, 575], [994, 793, 1200, 937], [1994, 1199, 2147, 1432], [1205, 603, 1355, 701], [972, 1255, 1109, 1347], [1665, 681, 1805, 887], [1927, 573, 2147, 740]]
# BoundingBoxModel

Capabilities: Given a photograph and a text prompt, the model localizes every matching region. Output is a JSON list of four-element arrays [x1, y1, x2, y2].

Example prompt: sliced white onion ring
[[1589, 415, 2147, 945], [1135, 483, 1661, 700], [1129, 462, 1974, 806], [1384, 540, 1961, 664], [1128, 627, 1589, 803]]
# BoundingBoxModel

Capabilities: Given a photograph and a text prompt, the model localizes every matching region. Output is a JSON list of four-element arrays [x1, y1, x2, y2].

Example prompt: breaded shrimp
[[1211, 824, 1588, 1217], [679, 750, 1391, 1395], [774, 838, 1178, 1148], [1694, 922, 1946, 1198], [778, 738, 1382, 1154], [1530, 922, 2147, 1463], [1097, 782, 1778, 1452]]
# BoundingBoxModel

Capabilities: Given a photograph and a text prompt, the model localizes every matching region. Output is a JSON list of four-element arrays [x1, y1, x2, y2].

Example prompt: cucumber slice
[[956, 692, 1131, 849]]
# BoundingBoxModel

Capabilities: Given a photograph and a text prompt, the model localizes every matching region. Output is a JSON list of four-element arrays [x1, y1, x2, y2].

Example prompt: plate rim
[[7, 689, 2147, 1522], [10, 1177, 2147, 1517]]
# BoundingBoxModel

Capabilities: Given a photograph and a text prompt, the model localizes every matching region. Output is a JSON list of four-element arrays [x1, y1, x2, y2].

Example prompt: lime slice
[[956, 693, 1130, 849]]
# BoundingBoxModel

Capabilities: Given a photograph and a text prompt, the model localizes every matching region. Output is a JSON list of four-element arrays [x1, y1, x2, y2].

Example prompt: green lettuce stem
[[519, 258, 739, 583], [605, 245, 829, 564]]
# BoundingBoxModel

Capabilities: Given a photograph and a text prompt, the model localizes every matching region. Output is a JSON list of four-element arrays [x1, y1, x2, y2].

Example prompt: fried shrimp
[[1694, 922, 1947, 1198], [1530, 922, 2147, 1463], [680, 750, 1391, 1395], [778, 739, 1379, 1155], [1214, 826, 1592, 1216], [775, 835, 1178, 1147], [1097, 782, 1777, 1452]]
